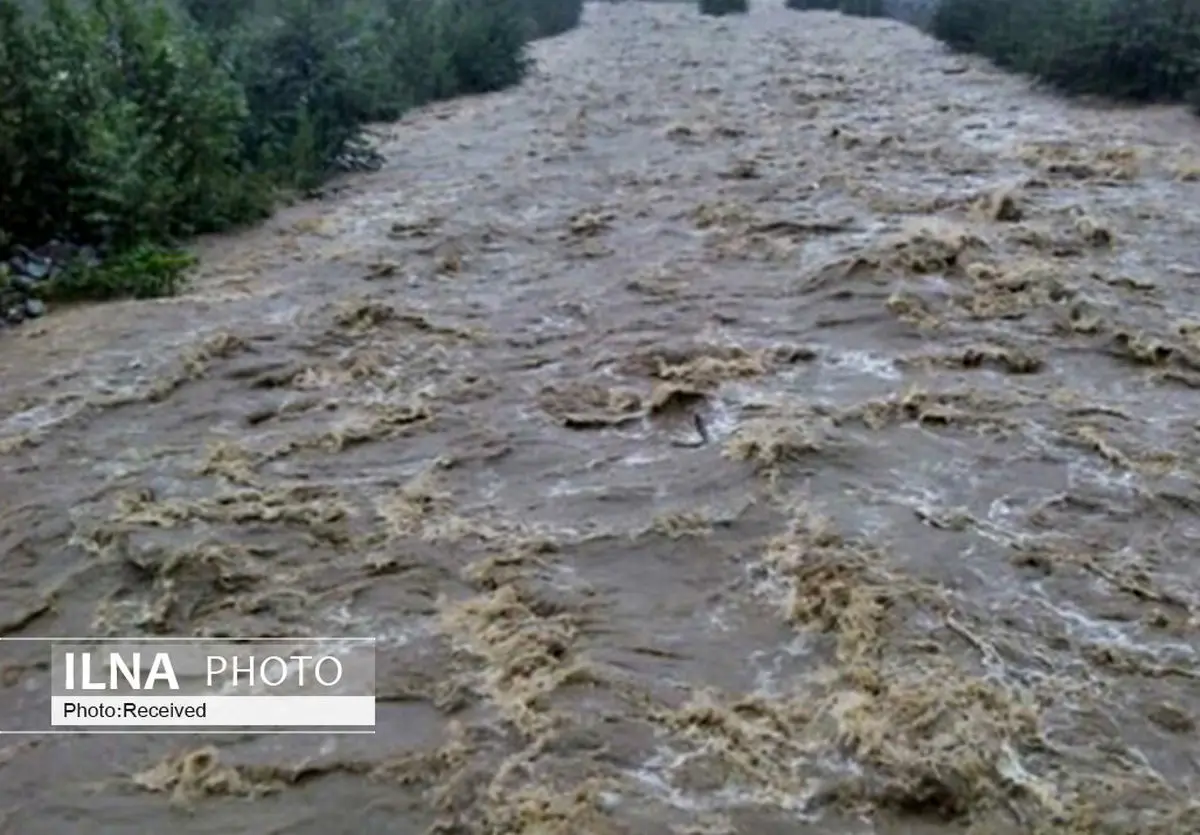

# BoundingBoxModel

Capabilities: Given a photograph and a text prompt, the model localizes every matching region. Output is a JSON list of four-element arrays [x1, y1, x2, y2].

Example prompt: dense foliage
[[930, 0, 1200, 103], [0, 0, 583, 301], [784, 0, 1200, 103], [839, 0, 885, 16], [698, 0, 749, 16], [526, 0, 584, 37], [784, 0, 884, 15]]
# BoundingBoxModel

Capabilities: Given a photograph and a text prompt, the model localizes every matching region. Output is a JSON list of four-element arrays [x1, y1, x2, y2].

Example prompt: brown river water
[[1, 2, 1199, 832]]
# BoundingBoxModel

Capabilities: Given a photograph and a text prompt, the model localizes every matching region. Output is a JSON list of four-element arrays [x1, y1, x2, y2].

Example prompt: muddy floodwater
[[2, 2, 1199, 832]]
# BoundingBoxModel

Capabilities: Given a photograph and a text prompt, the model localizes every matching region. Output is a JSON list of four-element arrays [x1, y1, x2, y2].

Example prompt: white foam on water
[[707, 603, 732, 632], [706, 397, 740, 441], [749, 635, 812, 697], [746, 559, 791, 613], [548, 479, 608, 498], [628, 744, 824, 818], [822, 348, 902, 381], [0, 396, 88, 435], [1066, 455, 1140, 497], [621, 449, 671, 467], [322, 605, 432, 650], [262, 303, 304, 326]]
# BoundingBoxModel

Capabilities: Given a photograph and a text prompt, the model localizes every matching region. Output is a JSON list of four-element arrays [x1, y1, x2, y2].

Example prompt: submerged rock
[[0, 239, 99, 327]]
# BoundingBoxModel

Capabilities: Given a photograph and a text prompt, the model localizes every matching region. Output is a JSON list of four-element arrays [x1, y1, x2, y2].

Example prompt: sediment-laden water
[[1, 3, 1198, 832]]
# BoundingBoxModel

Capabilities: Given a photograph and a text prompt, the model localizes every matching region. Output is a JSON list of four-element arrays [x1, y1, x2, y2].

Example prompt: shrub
[[784, 0, 883, 14], [219, 0, 531, 186], [524, 0, 585, 39], [0, 0, 537, 302], [428, 0, 533, 95], [838, 0, 885, 16], [43, 244, 197, 301], [784, 0, 841, 10], [177, 0, 242, 32], [0, 0, 258, 252], [930, 0, 1200, 103], [699, 0, 749, 16], [226, 0, 402, 189]]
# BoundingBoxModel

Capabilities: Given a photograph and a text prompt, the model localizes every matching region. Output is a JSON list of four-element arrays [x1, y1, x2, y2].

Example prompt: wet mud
[[1, 2, 1199, 832]]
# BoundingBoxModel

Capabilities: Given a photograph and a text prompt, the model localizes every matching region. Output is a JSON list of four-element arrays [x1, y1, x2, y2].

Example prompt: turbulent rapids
[[0, 2, 1198, 832]]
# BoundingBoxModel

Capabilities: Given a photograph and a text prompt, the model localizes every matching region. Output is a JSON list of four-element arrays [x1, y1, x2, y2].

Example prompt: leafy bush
[[838, 0, 885, 16], [228, 0, 405, 188], [699, 0, 749, 16], [785, 0, 883, 14], [881, 0, 937, 28], [524, 0, 584, 39], [429, 0, 533, 95], [784, 0, 841, 10], [0, 0, 257, 252], [44, 244, 197, 301], [930, 0, 1200, 103], [0, 0, 540, 302]]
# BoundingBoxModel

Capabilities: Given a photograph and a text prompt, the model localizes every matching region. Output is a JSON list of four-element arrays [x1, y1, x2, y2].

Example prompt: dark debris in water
[[0, 241, 100, 326]]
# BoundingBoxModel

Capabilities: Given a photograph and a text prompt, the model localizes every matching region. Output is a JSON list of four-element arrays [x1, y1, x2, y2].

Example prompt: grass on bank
[[781, 0, 1200, 110], [0, 0, 584, 302], [930, 0, 1200, 104]]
